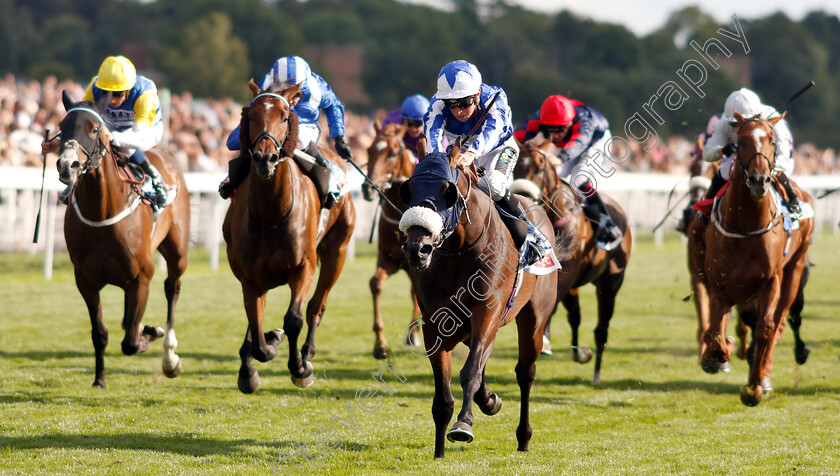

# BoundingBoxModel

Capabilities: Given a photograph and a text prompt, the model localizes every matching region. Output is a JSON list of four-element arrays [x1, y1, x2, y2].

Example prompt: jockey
[[426, 60, 549, 266], [219, 55, 350, 208], [702, 87, 799, 215], [42, 56, 169, 211], [513, 94, 623, 251], [382, 94, 430, 159]]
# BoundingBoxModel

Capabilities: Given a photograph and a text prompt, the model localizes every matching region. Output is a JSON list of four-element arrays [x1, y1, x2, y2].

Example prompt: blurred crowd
[[1, 75, 837, 176]]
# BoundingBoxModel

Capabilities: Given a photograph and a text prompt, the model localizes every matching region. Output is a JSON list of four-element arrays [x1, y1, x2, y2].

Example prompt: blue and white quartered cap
[[270, 56, 312, 86], [436, 60, 481, 99]]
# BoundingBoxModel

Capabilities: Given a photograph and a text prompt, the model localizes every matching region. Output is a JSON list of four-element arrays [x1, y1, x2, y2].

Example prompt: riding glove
[[334, 136, 352, 160]]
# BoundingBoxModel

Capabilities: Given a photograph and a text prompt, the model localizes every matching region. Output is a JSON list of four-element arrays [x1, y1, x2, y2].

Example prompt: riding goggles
[[443, 96, 476, 109]]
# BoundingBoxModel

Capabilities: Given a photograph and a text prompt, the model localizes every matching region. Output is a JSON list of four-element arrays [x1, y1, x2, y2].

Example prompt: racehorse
[[223, 80, 356, 392], [687, 110, 812, 406], [55, 91, 189, 388], [511, 140, 632, 383], [400, 140, 573, 458], [362, 120, 421, 359], [684, 146, 811, 367]]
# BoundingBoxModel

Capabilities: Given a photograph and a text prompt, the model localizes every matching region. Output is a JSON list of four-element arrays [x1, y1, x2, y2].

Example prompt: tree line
[[2, 0, 839, 146]]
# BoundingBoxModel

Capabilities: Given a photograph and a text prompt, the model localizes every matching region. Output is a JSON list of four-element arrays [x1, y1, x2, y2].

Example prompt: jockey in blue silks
[[219, 55, 350, 209], [424, 60, 550, 266]]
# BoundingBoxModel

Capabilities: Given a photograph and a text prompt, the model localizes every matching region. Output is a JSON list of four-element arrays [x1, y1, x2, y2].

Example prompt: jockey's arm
[[702, 118, 730, 162], [464, 92, 511, 159], [110, 92, 160, 151], [559, 119, 595, 161], [772, 120, 794, 174], [313, 74, 346, 139]]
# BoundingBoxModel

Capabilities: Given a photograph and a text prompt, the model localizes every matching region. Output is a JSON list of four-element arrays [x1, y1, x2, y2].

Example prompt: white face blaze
[[750, 127, 767, 152], [375, 140, 387, 152], [56, 148, 82, 185]]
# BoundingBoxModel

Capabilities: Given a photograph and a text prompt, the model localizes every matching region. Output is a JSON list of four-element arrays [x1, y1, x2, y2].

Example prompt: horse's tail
[[553, 224, 579, 263]]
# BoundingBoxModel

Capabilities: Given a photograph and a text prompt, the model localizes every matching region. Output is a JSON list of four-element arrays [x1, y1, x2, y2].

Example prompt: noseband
[[247, 93, 291, 160], [63, 107, 110, 173], [370, 133, 409, 188]]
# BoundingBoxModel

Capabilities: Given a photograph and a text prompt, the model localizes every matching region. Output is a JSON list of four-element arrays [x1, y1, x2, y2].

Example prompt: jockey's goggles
[[111, 90, 128, 98], [541, 124, 569, 134], [443, 96, 476, 109], [406, 120, 423, 128]]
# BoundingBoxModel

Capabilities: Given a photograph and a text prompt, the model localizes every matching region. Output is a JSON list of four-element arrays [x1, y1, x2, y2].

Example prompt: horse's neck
[[76, 157, 130, 219], [248, 158, 297, 218], [721, 176, 775, 230], [442, 184, 497, 255], [399, 152, 415, 180]]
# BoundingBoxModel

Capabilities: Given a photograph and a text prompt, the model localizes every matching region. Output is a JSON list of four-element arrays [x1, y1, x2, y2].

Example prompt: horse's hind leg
[[369, 257, 400, 359], [302, 220, 351, 363], [285, 264, 316, 387], [76, 270, 108, 388], [158, 234, 188, 378], [514, 307, 542, 452], [788, 261, 809, 365], [121, 272, 158, 356], [592, 270, 625, 384], [564, 289, 592, 364]]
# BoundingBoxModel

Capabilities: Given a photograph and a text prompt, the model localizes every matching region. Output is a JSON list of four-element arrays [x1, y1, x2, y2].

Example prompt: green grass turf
[[1, 232, 839, 475]]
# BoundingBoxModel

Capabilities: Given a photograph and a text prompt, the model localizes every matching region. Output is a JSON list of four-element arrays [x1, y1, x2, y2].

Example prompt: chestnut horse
[[223, 80, 355, 391], [362, 120, 421, 359], [687, 110, 812, 406], [512, 141, 632, 383], [400, 146, 573, 458], [55, 91, 189, 387]]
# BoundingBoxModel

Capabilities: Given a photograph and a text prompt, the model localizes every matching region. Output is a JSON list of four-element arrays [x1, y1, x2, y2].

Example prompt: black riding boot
[[299, 143, 337, 210], [138, 155, 168, 209], [496, 190, 544, 265], [703, 171, 726, 201], [776, 172, 802, 216], [582, 190, 623, 250], [219, 154, 250, 199]]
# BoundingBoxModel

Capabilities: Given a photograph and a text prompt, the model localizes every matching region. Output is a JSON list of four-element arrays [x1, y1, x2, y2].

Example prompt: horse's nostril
[[420, 244, 433, 255], [71, 161, 80, 169]]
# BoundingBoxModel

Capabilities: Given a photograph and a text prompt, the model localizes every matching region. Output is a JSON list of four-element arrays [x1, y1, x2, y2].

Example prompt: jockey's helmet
[[401, 94, 430, 121], [723, 88, 762, 119], [539, 95, 576, 126], [95, 56, 137, 92], [270, 56, 312, 86], [436, 61, 481, 99]]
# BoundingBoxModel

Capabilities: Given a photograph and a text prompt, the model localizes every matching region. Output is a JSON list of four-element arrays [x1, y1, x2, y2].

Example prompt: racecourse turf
[[1, 232, 839, 475]]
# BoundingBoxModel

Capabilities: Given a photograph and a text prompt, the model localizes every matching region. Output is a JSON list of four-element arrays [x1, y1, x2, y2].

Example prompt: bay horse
[[687, 110, 812, 406], [223, 80, 355, 392], [511, 140, 632, 384], [55, 91, 189, 388], [400, 143, 573, 458], [362, 120, 421, 359]]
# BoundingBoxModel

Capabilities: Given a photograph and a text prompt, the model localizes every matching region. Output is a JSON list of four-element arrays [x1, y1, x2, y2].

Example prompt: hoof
[[479, 393, 502, 416], [541, 335, 552, 356], [572, 347, 593, 364], [446, 422, 474, 443], [794, 345, 810, 365], [373, 345, 389, 360], [291, 361, 314, 388], [92, 379, 107, 389], [409, 332, 422, 348], [592, 372, 601, 385], [162, 357, 182, 378], [142, 325, 165, 341], [238, 368, 261, 394], [268, 329, 286, 347], [740, 384, 763, 406], [700, 358, 729, 374]]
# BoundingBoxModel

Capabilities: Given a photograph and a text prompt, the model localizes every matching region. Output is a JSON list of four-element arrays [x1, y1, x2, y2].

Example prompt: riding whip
[[344, 154, 404, 216], [32, 129, 51, 244], [767, 81, 815, 118]]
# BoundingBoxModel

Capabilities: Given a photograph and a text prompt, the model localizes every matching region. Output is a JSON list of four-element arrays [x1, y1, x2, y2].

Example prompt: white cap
[[723, 88, 762, 119], [436, 60, 482, 99]]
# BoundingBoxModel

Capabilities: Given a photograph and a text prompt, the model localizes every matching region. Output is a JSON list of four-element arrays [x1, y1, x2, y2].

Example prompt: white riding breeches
[[474, 135, 520, 201]]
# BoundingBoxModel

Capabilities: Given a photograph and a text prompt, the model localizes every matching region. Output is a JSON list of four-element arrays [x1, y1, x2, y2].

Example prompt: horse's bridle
[[734, 117, 776, 182], [62, 107, 110, 173], [369, 132, 410, 189], [521, 147, 559, 200], [247, 93, 291, 161]]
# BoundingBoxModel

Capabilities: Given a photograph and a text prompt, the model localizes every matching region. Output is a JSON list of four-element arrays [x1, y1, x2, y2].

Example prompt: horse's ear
[[248, 79, 260, 97], [283, 83, 301, 103], [441, 181, 458, 209], [239, 106, 252, 154], [767, 111, 786, 126], [732, 108, 745, 126], [416, 135, 427, 159], [62, 90, 74, 111], [95, 91, 111, 114], [448, 137, 462, 165], [399, 179, 413, 205], [373, 118, 382, 135]]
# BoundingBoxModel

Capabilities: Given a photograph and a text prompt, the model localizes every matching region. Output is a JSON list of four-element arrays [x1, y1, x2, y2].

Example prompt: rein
[[435, 170, 492, 257]]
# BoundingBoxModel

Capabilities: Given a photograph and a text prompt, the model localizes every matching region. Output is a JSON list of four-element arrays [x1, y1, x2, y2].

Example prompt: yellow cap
[[95, 56, 136, 91]]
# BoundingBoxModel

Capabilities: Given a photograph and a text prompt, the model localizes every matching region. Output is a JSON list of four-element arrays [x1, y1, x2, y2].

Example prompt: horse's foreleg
[[287, 262, 316, 386], [121, 273, 155, 356], [370, 259, 400, 359], [429, 349, 454, 458], [701, 293, 734, 374], [592, 270, 625, 384], [76, 270, 108, 388], [688, 224, 709, 360], [242, 285, 280, 363], [408, 286, 422, 347], [302, 227, 350, 363], [563, 290, 592, 364], [450, 326, 497, 446], [238, 327, 261, 394], [472, 367, 502, 416], [742, 278, 783, 406]]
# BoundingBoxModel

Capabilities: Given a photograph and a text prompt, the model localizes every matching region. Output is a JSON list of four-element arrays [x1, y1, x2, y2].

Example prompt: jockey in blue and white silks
[[423, 60, 550, 267], [226, 55, 348, 152]]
